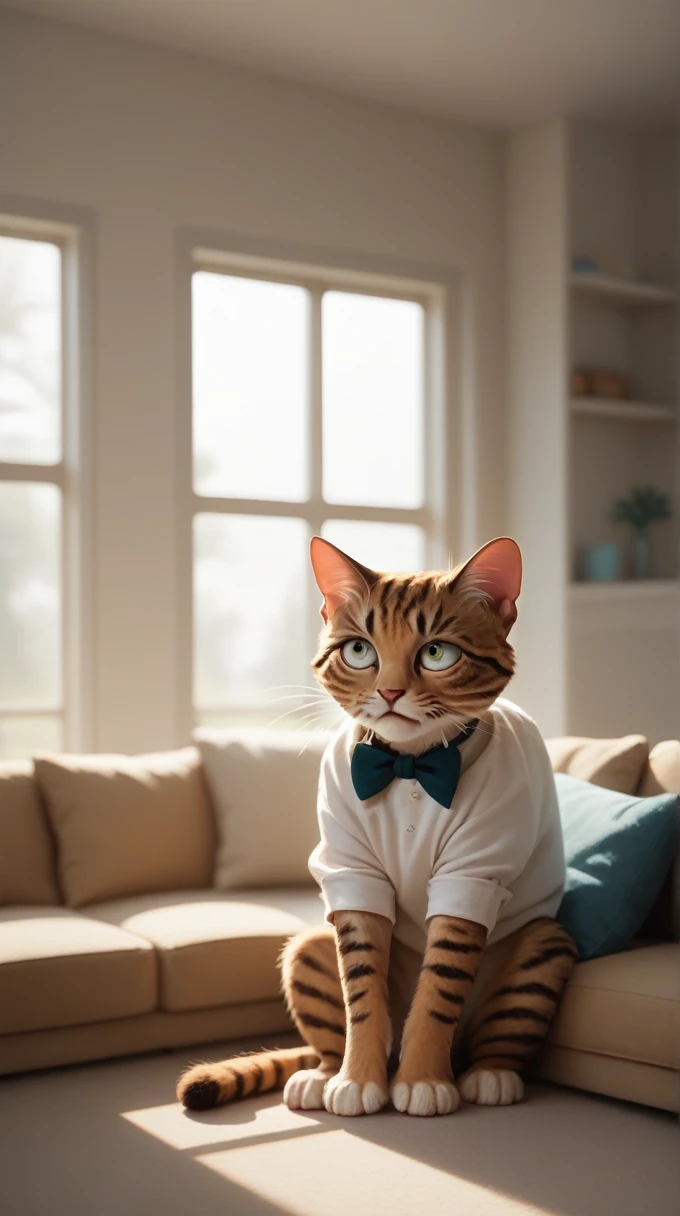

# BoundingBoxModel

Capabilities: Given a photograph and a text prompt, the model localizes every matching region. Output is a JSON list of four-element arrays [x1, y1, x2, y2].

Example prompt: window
[[190, 255, 444, 730], [0, 223, 83, 758]]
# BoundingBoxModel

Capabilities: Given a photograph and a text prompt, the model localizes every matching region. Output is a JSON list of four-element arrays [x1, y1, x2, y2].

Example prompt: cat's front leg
[[392, 915, 486, 1116], [323, 909, 392, 1116]]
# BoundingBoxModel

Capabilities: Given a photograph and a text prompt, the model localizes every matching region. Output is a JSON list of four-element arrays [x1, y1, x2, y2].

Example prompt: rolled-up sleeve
[[309, 752, 395, 924], [426, 873, 510, 932]]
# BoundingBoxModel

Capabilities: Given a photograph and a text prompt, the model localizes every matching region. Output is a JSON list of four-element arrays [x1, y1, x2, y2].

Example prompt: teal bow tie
[[351, 722, 478, 809]]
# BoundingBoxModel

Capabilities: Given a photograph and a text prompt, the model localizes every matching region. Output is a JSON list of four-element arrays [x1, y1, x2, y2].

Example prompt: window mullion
[[307, 287, 325, 664], [59, 236, 72, 746], [309, 287, 324, 523], [0, 462, 64, 486]]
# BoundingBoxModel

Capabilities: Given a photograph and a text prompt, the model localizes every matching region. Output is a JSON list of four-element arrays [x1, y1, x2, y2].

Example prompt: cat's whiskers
[[294, 709, 338, 732], [297, 710, 346, 758], [264, 684, 328, 696], [268, 692, 331, 705], [267, 699, 338, 729]]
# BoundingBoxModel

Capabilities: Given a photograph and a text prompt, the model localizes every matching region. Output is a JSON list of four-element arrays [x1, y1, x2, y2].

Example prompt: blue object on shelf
[[572, 257, 600, 275], [583, 543, 622, 582]]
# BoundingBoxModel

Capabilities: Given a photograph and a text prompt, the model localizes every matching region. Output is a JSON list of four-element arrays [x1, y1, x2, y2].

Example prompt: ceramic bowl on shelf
[[571, 368, 630, 399], [590, 370, 629, 399], [571, 369, 590, 396]]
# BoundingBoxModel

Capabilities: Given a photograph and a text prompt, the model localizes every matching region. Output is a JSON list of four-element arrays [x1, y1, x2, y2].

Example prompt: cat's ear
[[453, 537, 522, 632], [310, 537, 377, 624]]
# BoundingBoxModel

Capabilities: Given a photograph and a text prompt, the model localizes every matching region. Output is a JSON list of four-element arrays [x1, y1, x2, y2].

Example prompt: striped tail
[[177, 1045, 319, 1110]]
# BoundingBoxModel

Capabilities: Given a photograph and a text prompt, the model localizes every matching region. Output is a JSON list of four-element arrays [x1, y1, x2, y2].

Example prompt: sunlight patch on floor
[[121, 1093, 318, 1150], [196, 1129, 551, 1216]]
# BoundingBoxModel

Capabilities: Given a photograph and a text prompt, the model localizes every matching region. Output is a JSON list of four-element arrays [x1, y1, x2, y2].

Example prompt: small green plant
[[610, 486, 672, 533]]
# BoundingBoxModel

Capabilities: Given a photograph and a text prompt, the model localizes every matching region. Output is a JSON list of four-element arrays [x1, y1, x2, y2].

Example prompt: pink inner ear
[[462, 538, 522, 607], [310, 537, 371, 620]]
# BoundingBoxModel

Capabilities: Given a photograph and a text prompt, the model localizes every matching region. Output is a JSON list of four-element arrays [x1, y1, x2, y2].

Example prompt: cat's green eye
[[341, 639, 378, 670], [420, 641, 461, 672]]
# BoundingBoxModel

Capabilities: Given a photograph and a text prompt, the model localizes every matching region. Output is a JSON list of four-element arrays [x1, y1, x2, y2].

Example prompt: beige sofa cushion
[[0, 1001, 294, 1078], [639, 740, 680, 798], [34, 748, 216, 908], [538, 1047, 679, 1113], [547, 942, 680, 1071], [89, 887, 324, 1012], [0, 762, 60, 905], [196, 729, 329, 889], [0, 907, 156, 1034], [637, 741, 680, 940], [545, 734, 649, 793]]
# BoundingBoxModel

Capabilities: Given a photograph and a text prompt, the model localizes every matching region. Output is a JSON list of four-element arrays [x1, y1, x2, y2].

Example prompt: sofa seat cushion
[[88, 888, 325, 1013], [547, 942, 680, 1071], [0, 908, 157, 1034]]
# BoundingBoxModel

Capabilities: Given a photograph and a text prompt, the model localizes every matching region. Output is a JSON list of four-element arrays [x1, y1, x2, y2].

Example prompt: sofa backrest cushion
[[545, 734, 649, 794], [637, 741, 680, 941], [0, 762, 60, 905], [196, 728, 330, 890], [34, 748, 215, 908]]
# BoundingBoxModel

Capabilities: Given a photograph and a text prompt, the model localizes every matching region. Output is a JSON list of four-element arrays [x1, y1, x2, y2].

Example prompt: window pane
[[0, 236, 61, 464], [322, 292, 424, 508], [193, 273, 309, 501], [194, 514, 309, 710], [0, 715, 62, 761], [0, 482, 61, 706], [322, 520, 425, 573]]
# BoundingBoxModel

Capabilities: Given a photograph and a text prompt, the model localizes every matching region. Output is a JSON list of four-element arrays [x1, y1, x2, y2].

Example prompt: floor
[[1, 1035, 678, 1216]]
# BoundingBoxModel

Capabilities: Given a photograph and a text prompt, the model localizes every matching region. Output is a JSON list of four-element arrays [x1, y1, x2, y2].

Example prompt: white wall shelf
[[508, 121, 679, 743], [571, 398, 676, 423], [569, 579, 680, 602], [570, 271, 676, 307]]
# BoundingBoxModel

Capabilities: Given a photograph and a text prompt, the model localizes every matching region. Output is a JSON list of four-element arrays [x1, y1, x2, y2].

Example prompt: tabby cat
[[178, 536, 577, 1117]]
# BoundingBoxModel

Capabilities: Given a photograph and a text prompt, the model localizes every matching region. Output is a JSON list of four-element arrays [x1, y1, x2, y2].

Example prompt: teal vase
[[583, 543, 622, 582], [633, 530, 651, 580]]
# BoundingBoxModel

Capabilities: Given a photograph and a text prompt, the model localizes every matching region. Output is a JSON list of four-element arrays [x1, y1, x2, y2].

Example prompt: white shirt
[[309, 699, 565, 953]]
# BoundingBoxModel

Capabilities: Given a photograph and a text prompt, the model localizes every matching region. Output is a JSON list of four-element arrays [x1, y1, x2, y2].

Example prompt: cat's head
[[310, 536, 521, 751]]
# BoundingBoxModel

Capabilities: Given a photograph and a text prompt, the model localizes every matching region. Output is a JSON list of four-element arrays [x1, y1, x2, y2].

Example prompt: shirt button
[[410, 788, 420, 800]]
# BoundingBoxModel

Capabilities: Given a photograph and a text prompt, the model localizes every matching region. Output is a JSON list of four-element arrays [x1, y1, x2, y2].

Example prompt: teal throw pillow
[[556, 773, 679, 961]]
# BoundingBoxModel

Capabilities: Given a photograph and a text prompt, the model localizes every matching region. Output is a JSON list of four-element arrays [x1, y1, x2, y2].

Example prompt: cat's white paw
[[323, 1074, 388, 1116], [459, 1068, 524, 1106], [283, 1068, 330, 1111], [391, 1079, 460, 1116]]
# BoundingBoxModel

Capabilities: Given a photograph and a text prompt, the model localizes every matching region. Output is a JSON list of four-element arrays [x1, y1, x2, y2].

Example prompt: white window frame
[[0, 206, 93, 754], [176, 232, 464, 741]]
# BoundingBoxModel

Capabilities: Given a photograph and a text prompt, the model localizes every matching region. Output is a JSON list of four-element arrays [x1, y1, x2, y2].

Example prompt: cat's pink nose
[[379, 689, 405, 707]]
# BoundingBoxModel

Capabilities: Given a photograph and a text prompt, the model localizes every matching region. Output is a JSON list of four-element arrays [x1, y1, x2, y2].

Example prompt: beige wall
[[505, 122, 569, 736], [0, 10, 504, 753]]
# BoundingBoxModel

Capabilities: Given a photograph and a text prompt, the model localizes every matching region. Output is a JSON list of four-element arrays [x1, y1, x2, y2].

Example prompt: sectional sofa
[[0, 729, 678, 1112]]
